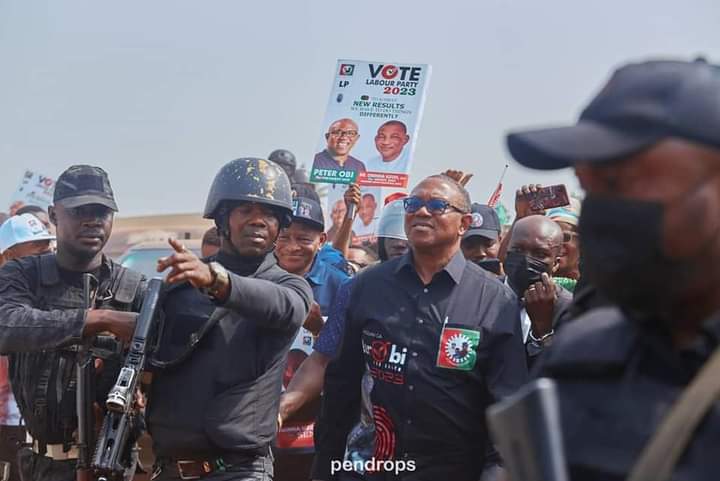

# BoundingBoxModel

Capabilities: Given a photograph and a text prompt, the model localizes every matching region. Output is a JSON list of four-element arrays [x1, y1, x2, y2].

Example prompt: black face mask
[[474, 258, 502, 276], [503, 251, 549, 297], [579, 195, 696, 319]]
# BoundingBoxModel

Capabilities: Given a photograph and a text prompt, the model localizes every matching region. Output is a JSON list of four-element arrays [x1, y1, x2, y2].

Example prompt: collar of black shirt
[[394, 249, 467, 285]]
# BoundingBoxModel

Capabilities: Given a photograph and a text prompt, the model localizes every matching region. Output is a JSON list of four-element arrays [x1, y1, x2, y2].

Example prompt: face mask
[[475, 258, 502, 276], [579, 195, 696, 319], [503, 251, 549, 297]]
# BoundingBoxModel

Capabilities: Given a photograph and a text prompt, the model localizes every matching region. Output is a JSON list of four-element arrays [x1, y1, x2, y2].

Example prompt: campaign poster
[[310, 59, 431, 188], [8, 170, 56, 214], [276, 325, 318, 451], [324, 184, 406, 245]]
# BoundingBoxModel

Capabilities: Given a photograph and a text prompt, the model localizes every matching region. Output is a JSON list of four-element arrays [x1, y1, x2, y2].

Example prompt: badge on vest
[[436, 325, 481, 371]]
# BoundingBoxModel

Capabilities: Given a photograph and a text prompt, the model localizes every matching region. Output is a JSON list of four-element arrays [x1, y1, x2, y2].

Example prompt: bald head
[[513, 216, 563, 247], [508, 215, 564, 273]]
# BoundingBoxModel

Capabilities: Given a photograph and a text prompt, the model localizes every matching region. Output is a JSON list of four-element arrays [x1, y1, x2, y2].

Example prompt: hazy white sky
[[1, 0, 718, 216]]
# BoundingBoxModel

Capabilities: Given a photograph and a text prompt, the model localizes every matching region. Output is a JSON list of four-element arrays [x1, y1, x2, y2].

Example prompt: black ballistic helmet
[[268, 149, 297, 176], [204, 157, 294, 229]]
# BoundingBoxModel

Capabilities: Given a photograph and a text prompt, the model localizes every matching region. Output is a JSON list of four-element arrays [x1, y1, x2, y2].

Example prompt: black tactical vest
[[8, 254, 143, 452]]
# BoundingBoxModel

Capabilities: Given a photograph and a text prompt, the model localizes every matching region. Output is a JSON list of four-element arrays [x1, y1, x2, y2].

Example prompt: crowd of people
[[0, 56, 719, 481]]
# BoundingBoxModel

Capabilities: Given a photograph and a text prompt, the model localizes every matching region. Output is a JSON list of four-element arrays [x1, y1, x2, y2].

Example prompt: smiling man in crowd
[[313, 174, 527, 480], [276, 193, 349, 335]]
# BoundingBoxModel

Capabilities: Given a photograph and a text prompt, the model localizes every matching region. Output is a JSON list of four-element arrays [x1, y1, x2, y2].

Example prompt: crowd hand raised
[[157, 238, 214, 287], [515, 184, 546, 219], [344, 183, 361, 209], [524, 272, 557, 337], [443, 169, 474, 187]]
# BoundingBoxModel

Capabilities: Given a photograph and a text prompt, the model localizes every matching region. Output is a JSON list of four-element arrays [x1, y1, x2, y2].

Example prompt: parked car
[[117, 240, 202, 279]]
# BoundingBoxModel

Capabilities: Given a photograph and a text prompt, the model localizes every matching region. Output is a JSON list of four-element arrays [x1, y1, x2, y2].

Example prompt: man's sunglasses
[[403, 196, 467, 215]]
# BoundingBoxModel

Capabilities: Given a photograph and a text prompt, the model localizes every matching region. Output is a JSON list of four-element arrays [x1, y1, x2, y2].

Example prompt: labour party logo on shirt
[[363, 329, 407, 385], [436, 327, 480, 371]]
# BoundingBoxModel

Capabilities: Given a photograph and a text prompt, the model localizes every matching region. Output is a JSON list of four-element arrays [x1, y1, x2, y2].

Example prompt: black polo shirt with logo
[[313, 250, 528, 480]]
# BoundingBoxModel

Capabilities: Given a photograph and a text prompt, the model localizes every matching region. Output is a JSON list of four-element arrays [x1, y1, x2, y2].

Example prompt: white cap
[[0, 214, 56, 253], [376, 199, 407, 240]]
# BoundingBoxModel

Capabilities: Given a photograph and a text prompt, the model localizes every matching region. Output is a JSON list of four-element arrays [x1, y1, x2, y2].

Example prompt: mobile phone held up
[[524, 184, 570, 211]]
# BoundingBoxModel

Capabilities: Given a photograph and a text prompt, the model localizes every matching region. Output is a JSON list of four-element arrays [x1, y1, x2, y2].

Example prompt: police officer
[[506, 58, 720, 479], [0, 165, 144, 481], [271, 149, 314, 195], [148, 157, 312, 481], [268, 149, 297, 181]]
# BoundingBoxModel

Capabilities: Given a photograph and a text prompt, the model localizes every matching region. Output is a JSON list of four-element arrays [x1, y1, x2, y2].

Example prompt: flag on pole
[[487, 164, 509, 208], [487, 183, 503, 207]]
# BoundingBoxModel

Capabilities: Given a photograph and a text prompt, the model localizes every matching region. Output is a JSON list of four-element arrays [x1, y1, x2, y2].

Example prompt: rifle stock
[[486, 378, 569, 481]]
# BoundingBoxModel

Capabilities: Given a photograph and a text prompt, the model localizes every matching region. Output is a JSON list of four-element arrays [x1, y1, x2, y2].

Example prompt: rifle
[[77, 273, 98, 481], [92, 278, 163, 481], [486, 378, 569, 481]]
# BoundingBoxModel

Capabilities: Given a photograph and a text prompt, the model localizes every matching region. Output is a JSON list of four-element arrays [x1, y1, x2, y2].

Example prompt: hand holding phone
[[516, 184, 570, 218]]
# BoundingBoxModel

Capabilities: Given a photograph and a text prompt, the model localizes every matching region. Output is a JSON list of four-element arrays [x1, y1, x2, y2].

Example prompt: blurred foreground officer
[[0, 165, 144, 481], [507, 58, 720, 480], [149, 158, 312, 481], [313, 175, 527, 480]]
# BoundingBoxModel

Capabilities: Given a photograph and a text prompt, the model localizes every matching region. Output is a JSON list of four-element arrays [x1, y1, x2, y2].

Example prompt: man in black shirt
[[506, 58, 720, 480], [148, 158, 312, 481], [313, 175, 528, 480], [0, 165, 143, 481]]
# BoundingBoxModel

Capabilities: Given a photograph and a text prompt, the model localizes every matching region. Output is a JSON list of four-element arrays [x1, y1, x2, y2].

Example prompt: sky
[[1, 0, 719, 217]]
